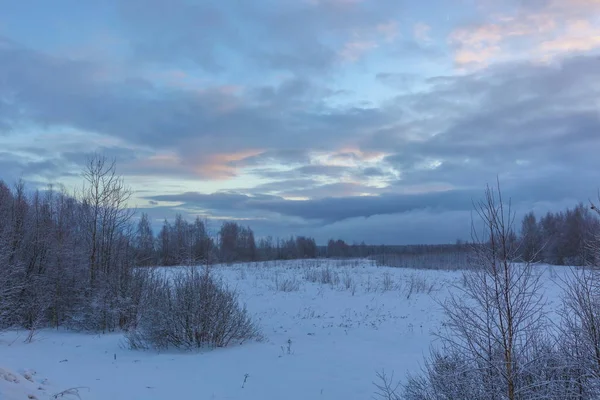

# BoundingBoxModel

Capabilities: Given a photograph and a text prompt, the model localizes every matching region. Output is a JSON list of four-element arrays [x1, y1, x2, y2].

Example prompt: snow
[[0, 365, 82, 400], [0, 259, 562, 400]]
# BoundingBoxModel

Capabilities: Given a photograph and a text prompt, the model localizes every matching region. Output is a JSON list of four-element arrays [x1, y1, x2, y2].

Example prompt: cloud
[[360, 167, 387, 177], [145, 188, 479, 223], [144, 177, 579, 229], [376, 21, 399, 42], [0, 37, 400, 182], [339, 40, 379, 62], [229, 150, 311, 169], [363, 54, 600, 207], [310, 210, 474, 245], [252, 190, 473, 222], [0, 152, 75, 184], [116, 0, 405, 73], [414, 23, 432, 43], [376, 72, 419, 90], [13, 41, 589, 225], [280, 182, 378, 199], [449, 0, 600, 67], [2, 0, 600, 244], [539, 19, 600, 56], [246, 179, 319, 194], [3, 34, 598, 208]]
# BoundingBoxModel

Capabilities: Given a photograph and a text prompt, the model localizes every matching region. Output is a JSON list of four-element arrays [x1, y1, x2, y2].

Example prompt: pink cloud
[[449, 1, 600, 68], [124, 149, 264, 181], [338, 40, 379, 62], [336, 20, 400, 63], [539, 19, 600, 54], [377, 21, 399, 42], [201, 150, 264, 179], [414, 23, 432, 43], [306, 0, 364, 6]]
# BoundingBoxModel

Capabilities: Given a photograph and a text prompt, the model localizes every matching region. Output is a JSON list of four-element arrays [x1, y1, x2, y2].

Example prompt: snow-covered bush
[[302, 266, 340, 286], [126, 267, 260, 350], [380, 272, 395, 292], [404, 274, 434, 299], [275, 275, 300, 292], [402, 348, 486, 400], [400, 337, 589, 400]]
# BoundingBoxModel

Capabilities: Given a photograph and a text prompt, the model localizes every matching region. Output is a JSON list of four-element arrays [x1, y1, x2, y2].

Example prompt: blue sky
[[1, 0, 600, 244]]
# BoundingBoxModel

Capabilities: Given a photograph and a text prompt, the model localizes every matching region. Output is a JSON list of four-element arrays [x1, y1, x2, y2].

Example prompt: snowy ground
[[1, 259, 563, 400]]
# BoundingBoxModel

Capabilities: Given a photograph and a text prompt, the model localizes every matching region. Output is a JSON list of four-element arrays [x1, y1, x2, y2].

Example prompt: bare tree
[[0, 157, 148, 334], [79, 153, 136, 331], [520, 211, 542, 263], [135, 213, 155, 266], [555, 195, 600, 398], [448, 183, 545, 399], [401, 182, 551, 400], [81, 154, 134, 286], [560, 268, 600, 398], [0, 181, 24, 328]]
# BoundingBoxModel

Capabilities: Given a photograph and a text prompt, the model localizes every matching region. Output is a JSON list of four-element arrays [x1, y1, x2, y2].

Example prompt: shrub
[[126, 267, 260, 350], [381, 272, 395, 292], [342, 270, 354, 290], [404, 274, 434, 299], [275, 275, 300, 292], [402, 349, 488, 400], [302, 266, 339, 285]]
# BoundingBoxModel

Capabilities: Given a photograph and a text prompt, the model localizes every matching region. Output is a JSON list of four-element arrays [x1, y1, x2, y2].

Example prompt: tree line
[[0, 156, 137, 333], [136, 216, 321, 266], [519, 203, 600, 266]]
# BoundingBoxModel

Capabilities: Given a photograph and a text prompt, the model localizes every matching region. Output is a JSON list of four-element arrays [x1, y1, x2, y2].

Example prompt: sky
[[1, 0, 600, 244]]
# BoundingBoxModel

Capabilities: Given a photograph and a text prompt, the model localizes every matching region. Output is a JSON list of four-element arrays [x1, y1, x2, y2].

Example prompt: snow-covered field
[[0, 259, 563, 400]]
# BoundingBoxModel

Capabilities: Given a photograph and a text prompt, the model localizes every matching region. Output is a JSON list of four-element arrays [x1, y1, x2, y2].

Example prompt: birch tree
[[402, 182, 551, 400]]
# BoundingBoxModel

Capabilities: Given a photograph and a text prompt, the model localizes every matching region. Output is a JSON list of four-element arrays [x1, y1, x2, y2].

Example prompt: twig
[[52, 386, 89, 399]]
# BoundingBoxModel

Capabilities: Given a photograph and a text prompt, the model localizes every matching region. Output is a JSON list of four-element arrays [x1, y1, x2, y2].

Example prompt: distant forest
[[135, 200, 600, 268]]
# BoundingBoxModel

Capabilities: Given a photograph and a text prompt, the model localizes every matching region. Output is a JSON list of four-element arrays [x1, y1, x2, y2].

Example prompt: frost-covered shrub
[[400, 339, 595, 400], [302, 268, 319, 283], [404, 274, 434, 299], [302, 266, 338, 285], [342, 270, 354, 290], [402, 349, 487, 400], [275, 275, 300, 292], [389, 184, 600, 400], [380, 272, 395, 292], [126, 267, 260, 350]]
